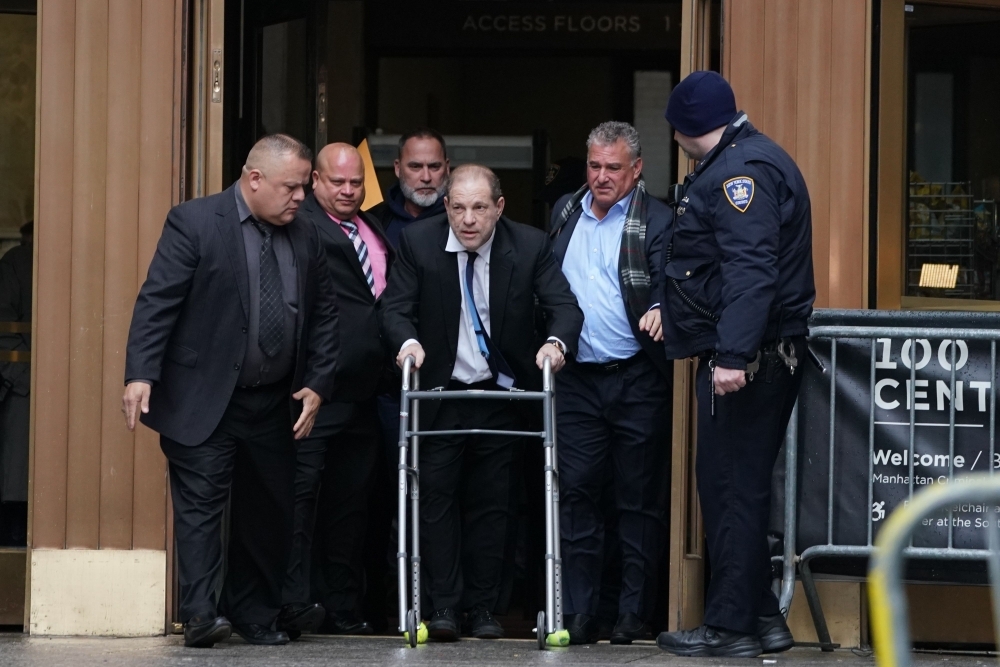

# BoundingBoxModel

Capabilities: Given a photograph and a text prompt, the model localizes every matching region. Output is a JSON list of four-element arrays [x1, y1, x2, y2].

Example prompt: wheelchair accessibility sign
[[723, 176, 754, 212]]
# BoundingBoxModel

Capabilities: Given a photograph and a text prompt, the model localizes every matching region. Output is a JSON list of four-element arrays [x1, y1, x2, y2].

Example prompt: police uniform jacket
[[661, 112, 815, 369]]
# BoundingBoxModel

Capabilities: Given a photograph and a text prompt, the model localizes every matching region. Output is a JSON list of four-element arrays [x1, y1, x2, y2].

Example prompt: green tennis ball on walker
[[404, 622, 428, 645], [546, 629, 570, 647]]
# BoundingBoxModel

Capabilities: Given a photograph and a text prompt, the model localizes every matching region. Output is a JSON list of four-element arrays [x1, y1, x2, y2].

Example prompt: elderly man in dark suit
[[381, 164, 583, 642], [122, 134, 338, 648], [278, 143, 394, 638], [549, 121, 673, 646]]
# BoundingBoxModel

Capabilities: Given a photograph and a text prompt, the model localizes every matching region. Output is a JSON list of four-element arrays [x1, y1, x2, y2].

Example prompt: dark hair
[[19, 221, 33, 237], [397, 127, 447, 160], [444, 164, 503, 203]]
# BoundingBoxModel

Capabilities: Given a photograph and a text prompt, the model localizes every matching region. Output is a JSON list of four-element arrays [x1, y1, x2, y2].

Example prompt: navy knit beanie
[[665, 71, 737, 137]]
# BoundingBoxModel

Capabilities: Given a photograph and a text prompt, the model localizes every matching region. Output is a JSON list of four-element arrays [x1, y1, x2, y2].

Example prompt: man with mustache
[[122, 134, 338, 648], [371, 127, 450, 248], [370, 128, 452, 517]]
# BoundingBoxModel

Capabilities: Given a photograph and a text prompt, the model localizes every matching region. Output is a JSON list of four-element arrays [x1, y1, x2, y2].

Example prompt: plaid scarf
[[553, 180, 651, 322]]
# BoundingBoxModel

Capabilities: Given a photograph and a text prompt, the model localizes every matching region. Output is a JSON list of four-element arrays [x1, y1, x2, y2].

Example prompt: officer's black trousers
[[696, 341, 804, 635], [282, 398, 381, 614], [161, 381, 294, 626], [557, 357, 671, 620], [419, 391, 520, 612]]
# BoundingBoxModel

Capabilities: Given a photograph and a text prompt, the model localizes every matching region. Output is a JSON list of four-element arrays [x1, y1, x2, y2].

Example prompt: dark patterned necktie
[[339, 219, 376, 295], [251, 219, 284, 357]]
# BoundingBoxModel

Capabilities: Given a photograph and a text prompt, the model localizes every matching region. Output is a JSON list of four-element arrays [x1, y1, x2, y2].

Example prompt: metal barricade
[[869, 475, 1000, 667], [396, 355, 569, 649], [776, 310, 1000, 651]]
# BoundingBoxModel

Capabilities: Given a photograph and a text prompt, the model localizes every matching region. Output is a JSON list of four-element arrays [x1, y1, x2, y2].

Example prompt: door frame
[[666, 0, 716, 633]]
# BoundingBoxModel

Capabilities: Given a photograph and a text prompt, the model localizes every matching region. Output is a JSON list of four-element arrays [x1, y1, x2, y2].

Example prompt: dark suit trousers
[[282, 398, 381, 613], [696, 342, 803, 634], [161, 381, 295, 626], [420, 392, 520, 612], [557, 356, 670, 619]]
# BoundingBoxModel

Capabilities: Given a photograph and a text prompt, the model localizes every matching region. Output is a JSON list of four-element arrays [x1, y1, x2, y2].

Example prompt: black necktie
[[251, 219, 284, 358], [464, 252, 516, 388]]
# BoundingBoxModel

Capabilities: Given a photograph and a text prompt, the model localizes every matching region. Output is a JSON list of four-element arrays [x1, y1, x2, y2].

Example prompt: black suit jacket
[[380, 215, 583, 426], [125, 184, 339, 446], [300, 193, 395, 402], [550, 191, 673, 379]]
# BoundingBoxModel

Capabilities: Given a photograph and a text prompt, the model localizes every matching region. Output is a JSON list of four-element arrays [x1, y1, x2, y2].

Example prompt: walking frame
[[396, 355, 569, 649]]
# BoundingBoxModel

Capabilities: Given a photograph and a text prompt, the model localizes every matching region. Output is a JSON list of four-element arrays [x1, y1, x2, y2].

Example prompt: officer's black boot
[[757, 613, 794, 653], [656, 624, 762, 657]]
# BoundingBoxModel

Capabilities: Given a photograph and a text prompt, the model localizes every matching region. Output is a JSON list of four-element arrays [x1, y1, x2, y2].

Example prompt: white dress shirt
[[401, 228, 496, 384], [446, 228, 495, 384]]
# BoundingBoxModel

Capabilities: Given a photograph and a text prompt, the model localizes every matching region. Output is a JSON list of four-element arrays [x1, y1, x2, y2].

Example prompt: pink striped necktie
[[339, 219, 375, 296]]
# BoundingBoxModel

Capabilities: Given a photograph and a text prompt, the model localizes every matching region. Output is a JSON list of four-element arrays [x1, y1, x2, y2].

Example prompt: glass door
[[902, 3, 1000, 306], [226, 0, 322, 186]]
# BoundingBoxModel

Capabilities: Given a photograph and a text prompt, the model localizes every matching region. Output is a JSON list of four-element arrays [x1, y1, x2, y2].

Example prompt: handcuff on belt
[[708, 340, 799, 416]]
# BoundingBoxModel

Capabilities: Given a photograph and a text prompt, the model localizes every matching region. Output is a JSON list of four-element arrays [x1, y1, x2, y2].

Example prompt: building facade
[[2, 0, 997, 643]]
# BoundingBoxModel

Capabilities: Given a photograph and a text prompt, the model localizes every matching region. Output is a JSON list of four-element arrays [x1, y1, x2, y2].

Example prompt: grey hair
[[245, 133, 313, 172], [586, 121, 641, 163], [444, 164, 503, 203]]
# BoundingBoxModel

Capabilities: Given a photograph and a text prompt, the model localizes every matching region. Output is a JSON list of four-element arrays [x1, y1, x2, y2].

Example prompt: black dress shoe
[[758, 613, 794, 653], [183, 615, 232, 648], [657, 624, 762, 657], [231, 623, 290, 646], [322, 610, 374, 635], [276, 603, 325, 640], [426, 608, 460, 642], [464, 605, 503, 639], [564, 613, 600, 645], [610, 612, 651, 645]]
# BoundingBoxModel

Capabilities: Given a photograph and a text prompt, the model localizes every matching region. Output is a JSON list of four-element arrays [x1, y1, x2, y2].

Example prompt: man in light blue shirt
[[549, 121, 673, 645], [562, 188, 643, 363]]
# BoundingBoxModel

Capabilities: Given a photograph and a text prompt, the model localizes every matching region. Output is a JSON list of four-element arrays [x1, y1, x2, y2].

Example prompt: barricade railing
[[868, 475, 1000, 667], [396, 355, 569, 649], [776, 310, 1000, 651]]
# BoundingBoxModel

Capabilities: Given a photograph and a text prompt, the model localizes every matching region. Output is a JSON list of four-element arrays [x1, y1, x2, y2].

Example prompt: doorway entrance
[[223, 0, 695, 225], [213, 0, 713, 637]]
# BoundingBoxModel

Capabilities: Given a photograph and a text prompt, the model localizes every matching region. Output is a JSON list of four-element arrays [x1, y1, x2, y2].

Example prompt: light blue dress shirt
[[562, 190, 642, 363]]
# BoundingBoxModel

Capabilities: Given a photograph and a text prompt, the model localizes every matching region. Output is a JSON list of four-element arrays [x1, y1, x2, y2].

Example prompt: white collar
[[445, 225, 496, 261]]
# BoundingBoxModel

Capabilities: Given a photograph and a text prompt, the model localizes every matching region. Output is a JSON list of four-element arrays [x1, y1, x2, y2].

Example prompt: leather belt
[[573, 354, 643, 374], [0, 350, 30, 363]]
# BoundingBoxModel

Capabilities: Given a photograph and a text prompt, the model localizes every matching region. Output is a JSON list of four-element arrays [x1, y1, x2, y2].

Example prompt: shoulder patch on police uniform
[[723, 177, 754, 213]]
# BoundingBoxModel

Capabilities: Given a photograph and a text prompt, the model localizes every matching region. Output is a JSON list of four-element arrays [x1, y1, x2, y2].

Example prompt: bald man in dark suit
[[123, 134, 338, 647]]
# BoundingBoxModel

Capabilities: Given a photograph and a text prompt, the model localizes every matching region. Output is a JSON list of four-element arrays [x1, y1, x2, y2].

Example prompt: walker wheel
[[536, 611, 546, 650], [407, 609, 418, 648]]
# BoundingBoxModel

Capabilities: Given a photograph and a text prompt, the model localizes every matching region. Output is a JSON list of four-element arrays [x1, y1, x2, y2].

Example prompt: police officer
[[655, 71, 815, 658]]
